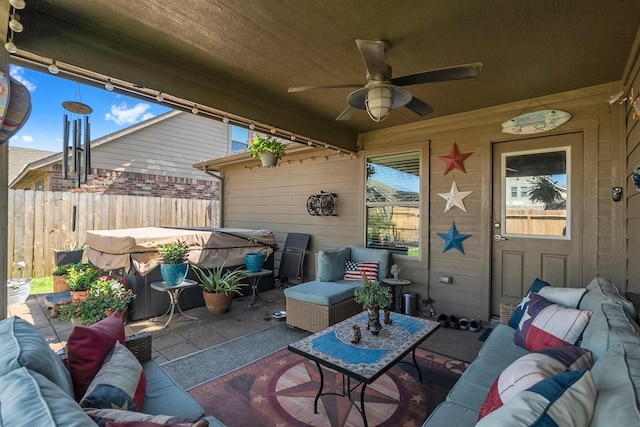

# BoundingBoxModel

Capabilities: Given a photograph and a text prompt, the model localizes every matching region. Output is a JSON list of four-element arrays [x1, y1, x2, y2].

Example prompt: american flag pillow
[[343, 261, 379, 281]]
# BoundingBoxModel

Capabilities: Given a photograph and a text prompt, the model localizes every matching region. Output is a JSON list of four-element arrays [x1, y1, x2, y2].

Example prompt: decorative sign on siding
[[501, 110, 571, 135]]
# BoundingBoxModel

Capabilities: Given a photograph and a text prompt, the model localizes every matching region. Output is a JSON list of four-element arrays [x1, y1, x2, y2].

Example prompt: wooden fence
[[7, 189, 220, 278]]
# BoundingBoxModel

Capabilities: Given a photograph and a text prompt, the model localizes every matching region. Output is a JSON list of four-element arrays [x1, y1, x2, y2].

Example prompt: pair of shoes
[[469, 319, 481, 332], [459, 317, 470, 330], [449, 315, 459, 329], [438, 313, 449, 327]]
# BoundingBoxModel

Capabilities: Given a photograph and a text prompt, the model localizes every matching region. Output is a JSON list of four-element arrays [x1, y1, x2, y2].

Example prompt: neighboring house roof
[[9, 110, 189, 187], [7, 146, 56, 184]]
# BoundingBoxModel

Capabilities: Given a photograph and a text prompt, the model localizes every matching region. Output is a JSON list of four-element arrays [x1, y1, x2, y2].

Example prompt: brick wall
[[49, 164, 219, 200]]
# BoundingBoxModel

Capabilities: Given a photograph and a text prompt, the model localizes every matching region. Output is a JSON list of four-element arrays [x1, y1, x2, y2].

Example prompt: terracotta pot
[[202, 291, 234, 314], [70, 290, 88, 301], [53, 275, 69, 293]]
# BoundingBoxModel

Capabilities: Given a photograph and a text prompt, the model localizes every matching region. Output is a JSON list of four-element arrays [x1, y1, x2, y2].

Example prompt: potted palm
[[247, 134, 287, 167], [192, 264, 247, 314], [157, 241, 190, 285], [51, 275, 135, 326], [354, 272, 392, 335]]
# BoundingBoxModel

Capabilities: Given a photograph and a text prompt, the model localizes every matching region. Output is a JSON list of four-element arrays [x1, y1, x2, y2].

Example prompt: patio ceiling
[[12, 0, 640, 152]]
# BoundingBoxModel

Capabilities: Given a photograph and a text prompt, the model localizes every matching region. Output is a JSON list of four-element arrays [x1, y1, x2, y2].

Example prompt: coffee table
[[288, 311, 439, 427]]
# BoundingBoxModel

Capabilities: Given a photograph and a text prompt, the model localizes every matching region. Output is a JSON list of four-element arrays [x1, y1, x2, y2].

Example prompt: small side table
[[150, 279, 199, 328], [381, 278, 412, 312], [242, 269, 273, 307]]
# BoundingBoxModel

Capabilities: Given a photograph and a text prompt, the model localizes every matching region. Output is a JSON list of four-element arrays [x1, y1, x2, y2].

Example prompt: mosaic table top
[[288, 311, 439, 382]]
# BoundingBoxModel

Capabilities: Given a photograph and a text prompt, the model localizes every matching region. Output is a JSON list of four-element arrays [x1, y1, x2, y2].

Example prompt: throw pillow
[[507, 278, 550, 328], [105, 421, 209, 427], [343, 261, 379, 281], [513, 293, 592, 351], [67, 312, 126, 400], [316, 246, 351, 281], [0, 367, 96, 426], [84, 408, 205, 427], [0, 316, 74, 397], [80, 342, 146, 411], [476, 369, 596, 427], [478, 346, 593, 419]]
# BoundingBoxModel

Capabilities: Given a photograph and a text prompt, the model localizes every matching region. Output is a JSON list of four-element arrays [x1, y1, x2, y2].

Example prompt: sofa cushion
[[514, 293, 592, 351], [68, 313, 126, 400], [590, 342, 640, 426], [446, 355, 512, 411], [0, 316, 74, 397], [478, 346, 593, 419], [80, 342, 147, 412], [343, 261, 379, 281], [421, 401, 479, 427], [475, 369, 596, 427], [0, 367, 96, 426], [84, 408, 203, 427], [349, 246, 390, 281], [283, 280, 359, 306], [581, 302, 640, 360], [141, 360, 206, 418], [580, 276, 636, 318], [316, 246, 350, 281], [477, 324, 529, 363]]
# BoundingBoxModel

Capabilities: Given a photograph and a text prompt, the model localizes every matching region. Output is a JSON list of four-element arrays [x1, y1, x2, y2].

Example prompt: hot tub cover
[[86, 227, 275, 275]]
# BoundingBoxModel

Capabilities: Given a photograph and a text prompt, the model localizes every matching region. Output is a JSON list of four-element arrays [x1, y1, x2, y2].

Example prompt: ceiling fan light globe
[[365, 85, 392, 122]]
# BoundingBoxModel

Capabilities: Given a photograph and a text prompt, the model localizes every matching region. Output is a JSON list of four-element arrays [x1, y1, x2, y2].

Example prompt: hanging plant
[[633, 164, 640, 192]]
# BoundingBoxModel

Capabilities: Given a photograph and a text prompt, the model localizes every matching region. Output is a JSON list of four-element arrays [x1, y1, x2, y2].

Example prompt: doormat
[[189, 347, 468, 427]]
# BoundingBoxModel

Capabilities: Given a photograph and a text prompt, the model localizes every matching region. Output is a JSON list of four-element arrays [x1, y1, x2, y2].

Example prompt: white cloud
[[9, 66, 36, 92], [20, 135, 34, 143], [105, 102, 154, 126]]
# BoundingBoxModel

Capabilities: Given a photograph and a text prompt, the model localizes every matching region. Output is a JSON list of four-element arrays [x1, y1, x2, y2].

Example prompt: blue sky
[[8, 65, 172, 152]]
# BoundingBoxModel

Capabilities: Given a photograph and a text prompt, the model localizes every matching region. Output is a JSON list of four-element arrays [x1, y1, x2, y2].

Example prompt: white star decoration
[[517, 292, 532, 310], [438, 181, 472, 212]]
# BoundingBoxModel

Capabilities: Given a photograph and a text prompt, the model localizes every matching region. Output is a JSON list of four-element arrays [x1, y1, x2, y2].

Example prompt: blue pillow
[[316, 247, 350, 281], [508, 278, 550, 328]]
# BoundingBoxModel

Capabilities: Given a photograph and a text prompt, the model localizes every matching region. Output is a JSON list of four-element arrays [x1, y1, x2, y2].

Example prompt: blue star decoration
[[437, 222, 471, 254]]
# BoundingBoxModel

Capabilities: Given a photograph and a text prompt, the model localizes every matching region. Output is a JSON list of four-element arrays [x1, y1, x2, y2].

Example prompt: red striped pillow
[[344, 261, 379, 281]]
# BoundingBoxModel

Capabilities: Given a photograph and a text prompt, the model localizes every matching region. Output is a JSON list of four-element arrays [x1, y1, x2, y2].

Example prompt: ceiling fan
[[288, 39, 482, 122]]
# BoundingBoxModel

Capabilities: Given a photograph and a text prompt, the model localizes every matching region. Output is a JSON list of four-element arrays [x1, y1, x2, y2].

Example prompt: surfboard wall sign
[[501, 109, 571, 135]]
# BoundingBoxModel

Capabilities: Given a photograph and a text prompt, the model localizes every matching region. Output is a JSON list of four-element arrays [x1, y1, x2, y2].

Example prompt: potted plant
[[66, 263, 102, 301], [192, 264, 247, 314], [157, 241, 190, 285], [53, 243, 85, 267], [354, 272, 392, 335], [52, 262, 77, 293], [244, 236, 265, 272], [51, 275, 135, 326], [247, 134, 287, 167]]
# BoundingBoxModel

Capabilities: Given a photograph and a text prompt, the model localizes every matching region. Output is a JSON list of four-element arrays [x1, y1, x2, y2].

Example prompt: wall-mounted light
[[306, 191, 338, 216]]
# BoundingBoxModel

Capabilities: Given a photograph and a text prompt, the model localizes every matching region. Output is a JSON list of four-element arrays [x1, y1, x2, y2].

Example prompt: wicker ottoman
[[286, 297, 363, 333]]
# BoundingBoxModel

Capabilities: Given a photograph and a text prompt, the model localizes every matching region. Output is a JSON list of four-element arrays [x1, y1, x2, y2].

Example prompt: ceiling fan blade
[[288, 83, 361, 93], [355, 39, 390, 80], [391, 62, 483, 86], [335, 105, 357, 121], [404, 96, 434, 116]]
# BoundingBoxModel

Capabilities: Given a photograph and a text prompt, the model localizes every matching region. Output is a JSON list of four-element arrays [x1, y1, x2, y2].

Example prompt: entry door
[[491, 132, 584, 315]]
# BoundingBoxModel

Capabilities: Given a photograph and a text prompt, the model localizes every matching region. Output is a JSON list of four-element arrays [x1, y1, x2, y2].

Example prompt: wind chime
[[61, 87, 92, 188]]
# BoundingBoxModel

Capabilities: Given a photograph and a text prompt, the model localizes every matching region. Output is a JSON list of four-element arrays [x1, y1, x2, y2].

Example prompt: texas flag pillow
[[514, 293, 592, 352]]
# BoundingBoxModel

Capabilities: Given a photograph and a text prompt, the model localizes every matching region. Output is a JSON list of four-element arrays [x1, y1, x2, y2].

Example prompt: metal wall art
[[306, 192, 337, 216]]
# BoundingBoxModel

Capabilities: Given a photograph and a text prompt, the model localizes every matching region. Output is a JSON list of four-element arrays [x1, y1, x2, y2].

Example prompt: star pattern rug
[[189, 347, 468, 427]]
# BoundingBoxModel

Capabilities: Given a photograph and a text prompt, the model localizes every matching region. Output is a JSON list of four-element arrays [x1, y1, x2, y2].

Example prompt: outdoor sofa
[[0, 314, 224, 426], [284, 245, 390, 332], [423, 277, 640, 427]]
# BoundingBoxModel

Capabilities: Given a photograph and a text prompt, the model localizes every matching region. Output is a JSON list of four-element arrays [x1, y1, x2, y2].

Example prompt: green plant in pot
[[247, 134, 287, 168], [66, 263, 103, 300], [192, 264, 247, 314], [52, 262, 76, 293], [157, 241, 190, 285], [354, 272, 392, 335], [244, 236, 265, 272], [51, 275, 135, 326]]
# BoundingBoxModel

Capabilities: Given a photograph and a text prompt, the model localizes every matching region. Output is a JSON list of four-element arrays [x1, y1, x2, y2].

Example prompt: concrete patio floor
[[9, 286, 289, 364]]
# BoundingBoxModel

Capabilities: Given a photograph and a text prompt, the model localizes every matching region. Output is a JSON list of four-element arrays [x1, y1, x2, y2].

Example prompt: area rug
[[189, 347, 468, 427]]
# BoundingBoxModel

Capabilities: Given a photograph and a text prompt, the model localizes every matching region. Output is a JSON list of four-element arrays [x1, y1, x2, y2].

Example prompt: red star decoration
[[439, 143, 473, 174]]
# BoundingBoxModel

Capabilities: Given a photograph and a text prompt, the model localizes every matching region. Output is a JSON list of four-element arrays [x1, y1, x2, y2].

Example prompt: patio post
[[0, 0, 10, 319]]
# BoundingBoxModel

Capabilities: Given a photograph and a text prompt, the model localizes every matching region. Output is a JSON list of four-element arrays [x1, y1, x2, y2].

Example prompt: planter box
[[54, 250, 83, 266]]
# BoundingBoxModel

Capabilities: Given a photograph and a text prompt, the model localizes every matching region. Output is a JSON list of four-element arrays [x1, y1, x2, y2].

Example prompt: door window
[[502, 148, 569, 238]]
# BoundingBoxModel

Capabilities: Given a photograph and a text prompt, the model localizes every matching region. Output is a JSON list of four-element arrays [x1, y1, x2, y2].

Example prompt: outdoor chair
[[277, 233, 310, 287]]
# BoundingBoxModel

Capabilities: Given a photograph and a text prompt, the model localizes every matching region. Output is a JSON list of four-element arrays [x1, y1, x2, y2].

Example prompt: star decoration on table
[[438, 180, 473, 212], [439, 143, 473, 174], [437, 222, 471, 254]]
